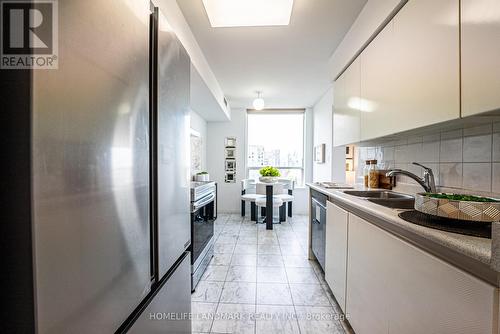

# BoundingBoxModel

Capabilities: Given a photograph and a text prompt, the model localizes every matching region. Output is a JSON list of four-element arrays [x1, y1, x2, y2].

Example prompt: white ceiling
[[178, 0, 367, 109]]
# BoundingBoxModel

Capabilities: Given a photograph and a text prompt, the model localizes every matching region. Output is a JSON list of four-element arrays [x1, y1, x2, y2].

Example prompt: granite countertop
[[306, 182, 497, 284]]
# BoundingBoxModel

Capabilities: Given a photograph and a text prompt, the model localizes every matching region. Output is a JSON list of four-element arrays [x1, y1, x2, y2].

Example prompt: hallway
[[191, 214, 349, 334]]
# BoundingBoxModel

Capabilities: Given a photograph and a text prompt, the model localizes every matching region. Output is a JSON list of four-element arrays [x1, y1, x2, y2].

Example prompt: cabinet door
[[347, 214, 496, 334], [388, 234, 496, 334], [361, 0, 459, 141], [325, 201, 348, 312], [461, 0, 500, 116], [333, 58, 361, 146], [346, 214, 390, 334], [360, 21, 396, 141]]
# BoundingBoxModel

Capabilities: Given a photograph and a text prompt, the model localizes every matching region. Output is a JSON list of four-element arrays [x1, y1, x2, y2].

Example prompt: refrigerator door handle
[[149, 4, 160, 284]]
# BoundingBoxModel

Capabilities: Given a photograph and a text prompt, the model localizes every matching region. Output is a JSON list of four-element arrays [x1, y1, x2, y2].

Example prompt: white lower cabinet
[[325, 201, 349, 312], [346, 213, 497, 334]]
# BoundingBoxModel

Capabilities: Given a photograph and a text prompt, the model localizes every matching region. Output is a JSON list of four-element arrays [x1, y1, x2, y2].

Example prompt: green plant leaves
[[424, 193, 498, 203], [259, 166, 281, 177]]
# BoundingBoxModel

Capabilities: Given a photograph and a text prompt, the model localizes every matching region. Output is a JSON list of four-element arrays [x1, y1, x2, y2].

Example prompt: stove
[[314, 181, 354, 189], [191, 181, 216, 201], [190, 181, 217, 291]]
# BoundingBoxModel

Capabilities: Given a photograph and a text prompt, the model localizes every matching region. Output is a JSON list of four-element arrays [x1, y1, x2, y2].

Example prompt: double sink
[[343, 190, 415, 209]]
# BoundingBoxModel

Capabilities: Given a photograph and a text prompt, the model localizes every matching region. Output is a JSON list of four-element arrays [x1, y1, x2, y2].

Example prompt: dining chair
[[256, 182, 286, 223], [255, 196, 283, 224], [276, 179, 295, 217], [240, 179, 263, 221]]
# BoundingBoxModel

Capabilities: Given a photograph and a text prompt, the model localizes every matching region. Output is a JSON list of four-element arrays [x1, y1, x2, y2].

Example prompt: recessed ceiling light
[[202, 0, 294, 28]]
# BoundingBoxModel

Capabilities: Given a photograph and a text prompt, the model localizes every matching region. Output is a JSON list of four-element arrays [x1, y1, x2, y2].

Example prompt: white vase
[[195, 174, 210, 182]]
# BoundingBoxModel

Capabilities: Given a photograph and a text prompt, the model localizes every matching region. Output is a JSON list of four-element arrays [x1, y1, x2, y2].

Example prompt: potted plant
[[195, 171, 210, 182], [259, 166, 280, 183]]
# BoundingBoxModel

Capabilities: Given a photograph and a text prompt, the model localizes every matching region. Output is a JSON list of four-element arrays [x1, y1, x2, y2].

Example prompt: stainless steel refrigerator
[[2, 1, 191, 333]]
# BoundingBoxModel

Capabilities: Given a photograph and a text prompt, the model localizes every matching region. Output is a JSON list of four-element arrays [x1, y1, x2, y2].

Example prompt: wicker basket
[[414, 193, 500, 223]]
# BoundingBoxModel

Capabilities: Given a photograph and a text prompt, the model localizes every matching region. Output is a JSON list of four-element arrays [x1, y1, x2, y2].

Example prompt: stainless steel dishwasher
[[311, 189, 327, 270]]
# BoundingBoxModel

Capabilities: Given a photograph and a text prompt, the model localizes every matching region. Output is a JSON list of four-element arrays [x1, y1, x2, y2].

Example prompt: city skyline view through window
[[247, 112, 304, 185]]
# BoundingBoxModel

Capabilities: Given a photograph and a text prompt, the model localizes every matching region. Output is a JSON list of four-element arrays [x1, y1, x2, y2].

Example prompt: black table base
[[266, 185, 273, 229]]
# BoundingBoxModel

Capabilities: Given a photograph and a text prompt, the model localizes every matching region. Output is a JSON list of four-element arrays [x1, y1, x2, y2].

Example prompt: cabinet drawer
[[128, 253, 191, 334]]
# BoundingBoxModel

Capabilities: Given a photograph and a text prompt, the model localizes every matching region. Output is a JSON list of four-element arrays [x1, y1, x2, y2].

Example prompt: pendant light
[[253, 91, 265, 111]]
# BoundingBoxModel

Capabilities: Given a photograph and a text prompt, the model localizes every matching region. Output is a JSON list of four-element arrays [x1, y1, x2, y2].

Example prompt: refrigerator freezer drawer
[[128, 252, 191, 334]]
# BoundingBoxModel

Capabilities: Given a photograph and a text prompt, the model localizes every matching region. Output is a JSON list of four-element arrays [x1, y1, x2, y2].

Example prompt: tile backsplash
[[356, 122, 500, 196]]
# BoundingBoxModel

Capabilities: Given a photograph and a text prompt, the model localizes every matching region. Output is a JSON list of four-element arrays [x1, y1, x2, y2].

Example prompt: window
[[247, 111, 305, 185]]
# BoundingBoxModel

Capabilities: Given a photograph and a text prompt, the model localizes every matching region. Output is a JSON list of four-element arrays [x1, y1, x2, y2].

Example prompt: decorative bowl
[[195, 174, 210, 182], [259, 176, 278, 183], [414, 193, 500, 223]]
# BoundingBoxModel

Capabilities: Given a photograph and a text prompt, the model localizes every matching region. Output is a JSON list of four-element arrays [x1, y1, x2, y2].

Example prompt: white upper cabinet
[[461, 0, 500, 116], [360, 0, 460, 141], [333, 58, 361, 146], [359, 22, 396, 141]]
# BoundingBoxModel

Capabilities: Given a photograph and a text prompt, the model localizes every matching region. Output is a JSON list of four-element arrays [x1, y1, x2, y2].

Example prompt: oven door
[[191, 193, 215, 265]]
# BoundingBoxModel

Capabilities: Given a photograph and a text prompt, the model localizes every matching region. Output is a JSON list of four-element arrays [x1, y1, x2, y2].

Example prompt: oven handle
[[311, 197, 326, 224], [312, 197, 326, 210], [193, 193, 216, 212]]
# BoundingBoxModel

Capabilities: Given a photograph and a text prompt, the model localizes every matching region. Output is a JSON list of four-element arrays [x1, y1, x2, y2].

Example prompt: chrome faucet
[[386, 162, 436, 193]]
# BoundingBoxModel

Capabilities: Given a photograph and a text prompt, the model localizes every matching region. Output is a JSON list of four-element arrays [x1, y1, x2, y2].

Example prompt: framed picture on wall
[[190, 129, 203, 175], [225, 172, 236, 183], [314, 144, 325, 164], [225, 159, 236, 171], [346, 158, 354, 172], [346, 145, 354, 159], [225, 137, 236, 148], [225, 147, 236, 159]]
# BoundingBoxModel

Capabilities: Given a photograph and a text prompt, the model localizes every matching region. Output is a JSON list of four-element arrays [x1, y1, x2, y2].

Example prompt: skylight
[[202, 0, 294, 28]]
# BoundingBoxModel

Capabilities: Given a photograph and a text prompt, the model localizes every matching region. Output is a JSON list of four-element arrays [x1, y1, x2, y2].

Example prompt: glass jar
[[368, 160, 379, 189], [363, 160, 371, 187]]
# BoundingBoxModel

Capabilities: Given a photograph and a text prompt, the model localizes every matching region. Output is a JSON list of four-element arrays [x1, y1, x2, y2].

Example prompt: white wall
[[207, 108, 313, 214], [304, 108, 314, 186], [332, 146, 347, 183], [328, 0, 404, 80], [312, 88, 333, 182], [312, 87, 347, 183], [207, 108, 247, 213], [293, 107, 314, 215], [190, 110, 207, 171]]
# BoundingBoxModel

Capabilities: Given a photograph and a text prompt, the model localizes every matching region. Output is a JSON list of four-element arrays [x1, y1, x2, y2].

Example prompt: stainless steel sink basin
[[343, 190, 415, 209], [343, 190, 413, 200], [367, 198, 415, 209]]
